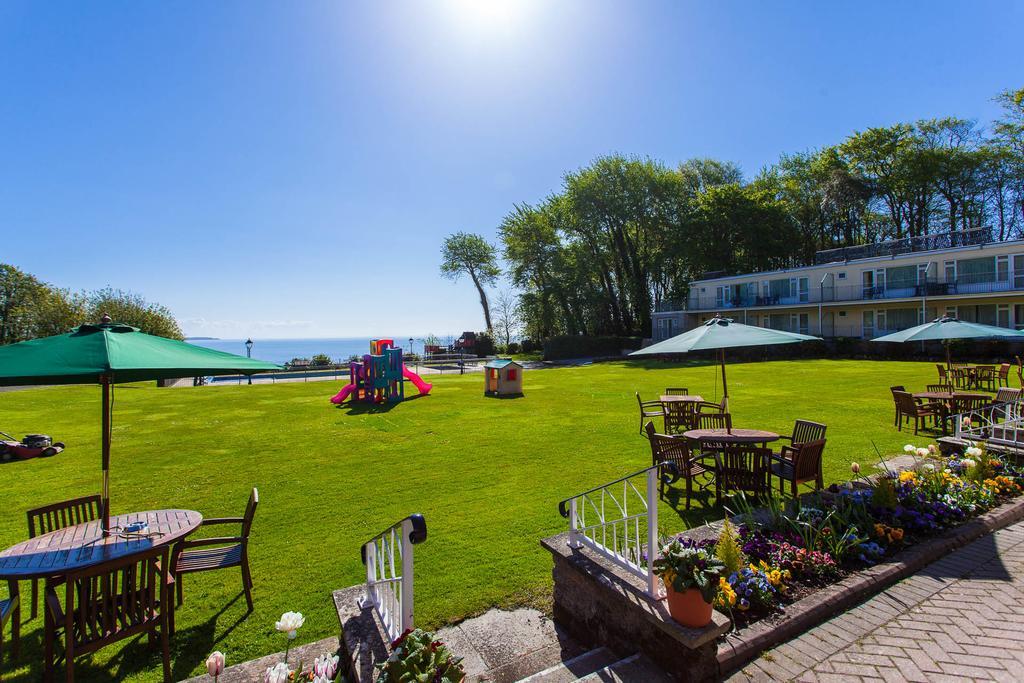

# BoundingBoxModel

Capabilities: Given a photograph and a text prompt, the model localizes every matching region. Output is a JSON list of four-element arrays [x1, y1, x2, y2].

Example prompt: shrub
[[475, 332, 496, 357], [310, 353, 333, 367], [506, 342, 521, 354], [716, 518, 745, 574]]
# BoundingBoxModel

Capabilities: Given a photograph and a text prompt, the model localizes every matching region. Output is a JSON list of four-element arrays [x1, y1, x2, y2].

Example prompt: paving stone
[[732, 520, 1024, 683]]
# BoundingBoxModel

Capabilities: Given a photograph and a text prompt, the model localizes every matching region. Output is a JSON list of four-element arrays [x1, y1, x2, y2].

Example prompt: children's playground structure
[[330, 339, 432, 405]]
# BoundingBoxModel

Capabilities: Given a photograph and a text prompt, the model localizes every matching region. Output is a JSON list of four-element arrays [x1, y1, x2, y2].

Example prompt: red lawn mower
[[0, 431, 65, 461]]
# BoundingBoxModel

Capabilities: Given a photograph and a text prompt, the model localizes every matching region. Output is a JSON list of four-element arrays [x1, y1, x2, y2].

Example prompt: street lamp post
[[245, 338, 254, 385]]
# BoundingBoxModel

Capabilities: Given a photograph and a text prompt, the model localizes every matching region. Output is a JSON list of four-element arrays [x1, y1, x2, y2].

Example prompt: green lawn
[[0, 359, 941, 681]]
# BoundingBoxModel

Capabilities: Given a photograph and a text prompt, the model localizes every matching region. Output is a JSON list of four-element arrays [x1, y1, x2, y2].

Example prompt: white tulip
[[962, 458, 977, 468], [903, 444, 916, 453], [916, 447, 930, 458], [966, 447, 983, 458], [264, 662, 292, 683], [922, 463, 935, 472], [275, 612, 305, 639], [312, 653, 339, 679]]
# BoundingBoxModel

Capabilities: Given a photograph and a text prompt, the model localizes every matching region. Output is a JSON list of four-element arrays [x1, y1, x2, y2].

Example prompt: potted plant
[[652, 539, 725, 627]]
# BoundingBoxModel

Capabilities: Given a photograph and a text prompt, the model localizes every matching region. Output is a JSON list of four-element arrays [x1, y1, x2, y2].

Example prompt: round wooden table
[[0, 509, 202, 580], [682, 428, 780, 445]]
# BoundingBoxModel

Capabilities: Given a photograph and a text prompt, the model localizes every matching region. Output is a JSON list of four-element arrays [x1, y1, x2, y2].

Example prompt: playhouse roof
[[484, 358, 521, 369]]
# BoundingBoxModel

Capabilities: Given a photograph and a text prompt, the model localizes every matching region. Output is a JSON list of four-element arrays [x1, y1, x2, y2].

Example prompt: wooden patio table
[[659, 394, 704, 403], [0, 509, 202, 580], [912, 391, 990, 402], [681, 427, 780, 446]]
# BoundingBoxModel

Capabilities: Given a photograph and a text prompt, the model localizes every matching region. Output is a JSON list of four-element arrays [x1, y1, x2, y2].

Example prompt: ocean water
[[187, 337, 428, 365]]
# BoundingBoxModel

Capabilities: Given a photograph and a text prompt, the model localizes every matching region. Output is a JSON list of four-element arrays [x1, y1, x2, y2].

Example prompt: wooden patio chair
[[936, 364, 949, 384], [712, 444, 772, 502], [975, 366, 996, 392], [664, 387, 688, 395], [635, 392, 665, 435], [997, 363, 1012, 388], [894, 391, 942, 435], [695, 412, 731, 431], [663, 400, 699, 434], [44, 546, 172, 683], [995, 387, 1022, 404], [950, 367, 971, 389], [26, 495, 102, 620], [171, 488, 258, 613], [926, 384, 954, 393], [1, 581, 19, 670], [1016, 356, 1023, 387], [645, 422, 712, 510], [890, 386, 907, 427], [769, 439, 826, 497], [777, 419, 826, 450]]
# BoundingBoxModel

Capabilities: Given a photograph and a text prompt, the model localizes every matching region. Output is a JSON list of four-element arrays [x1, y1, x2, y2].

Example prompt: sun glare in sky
[[442, 0, 537, 38]]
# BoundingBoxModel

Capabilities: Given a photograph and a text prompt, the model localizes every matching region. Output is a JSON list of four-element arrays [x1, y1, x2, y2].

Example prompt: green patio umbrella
[[0, 316, 281, 532], [870, 316, 1024, 366], [629, 316, 821, 414]]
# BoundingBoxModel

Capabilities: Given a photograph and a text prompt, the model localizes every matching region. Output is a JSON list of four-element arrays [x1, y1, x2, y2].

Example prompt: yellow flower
[[899, 471, 917, 484]]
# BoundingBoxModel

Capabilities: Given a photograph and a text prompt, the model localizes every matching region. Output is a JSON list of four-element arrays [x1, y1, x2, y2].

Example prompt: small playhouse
[[484, 358, 523, 397]]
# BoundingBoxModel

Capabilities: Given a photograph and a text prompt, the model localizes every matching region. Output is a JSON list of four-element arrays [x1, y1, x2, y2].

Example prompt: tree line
[[0, 263, 184, 344], [443, 87, 1024, 340]]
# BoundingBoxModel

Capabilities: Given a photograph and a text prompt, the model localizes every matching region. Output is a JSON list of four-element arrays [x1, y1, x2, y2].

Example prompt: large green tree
[[440, 232, 501, 331]]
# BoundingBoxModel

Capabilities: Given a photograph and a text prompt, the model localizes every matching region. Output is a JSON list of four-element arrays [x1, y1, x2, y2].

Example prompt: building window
[[837, 272, 846, 280], [1015, 304, 1024, 331], [945, 306, 957, 319], [944, 260, 956, 283], [998, 305, 1010, 329], [1014, 255, 1024, 289], [997, 255, 1009, 283], [956, 256, 995, 285]]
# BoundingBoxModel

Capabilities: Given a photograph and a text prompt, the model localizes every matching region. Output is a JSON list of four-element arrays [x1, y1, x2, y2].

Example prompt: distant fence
[[205, 356, 498, 384]]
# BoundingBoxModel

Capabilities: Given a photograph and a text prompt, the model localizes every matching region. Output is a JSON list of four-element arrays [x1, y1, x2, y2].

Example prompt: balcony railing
[[683, 276, 1021, 312], [360, 514, 428, 641], [814, 227, 993, 265], [557, 464, 676, 598]]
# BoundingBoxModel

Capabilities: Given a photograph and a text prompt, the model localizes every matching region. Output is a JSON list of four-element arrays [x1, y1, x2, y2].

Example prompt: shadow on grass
[[5, 592, 251, 682], [336, 392, 429, 415], [660, 482, 726, 530]]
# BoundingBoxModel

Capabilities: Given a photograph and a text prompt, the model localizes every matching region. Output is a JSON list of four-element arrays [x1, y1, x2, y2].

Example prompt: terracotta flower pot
[[663, 582, 713, 628]]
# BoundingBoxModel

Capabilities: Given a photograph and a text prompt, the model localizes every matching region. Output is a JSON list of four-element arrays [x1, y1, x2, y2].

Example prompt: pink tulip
[[206, 651, 225, 679]]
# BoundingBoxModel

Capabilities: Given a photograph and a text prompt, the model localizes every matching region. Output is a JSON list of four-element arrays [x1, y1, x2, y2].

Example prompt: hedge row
[[542, 335, 643, 361]]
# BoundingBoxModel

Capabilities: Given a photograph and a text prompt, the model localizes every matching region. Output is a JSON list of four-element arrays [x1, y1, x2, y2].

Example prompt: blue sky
[[2, 1, 1022, 338]]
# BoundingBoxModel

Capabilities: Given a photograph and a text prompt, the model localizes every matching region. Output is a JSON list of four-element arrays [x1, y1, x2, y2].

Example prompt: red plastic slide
[[402, 365, 432, 395]]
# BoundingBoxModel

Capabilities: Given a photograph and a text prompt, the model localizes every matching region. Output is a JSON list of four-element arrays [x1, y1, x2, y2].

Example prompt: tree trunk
[[469, 270, 493, 331]]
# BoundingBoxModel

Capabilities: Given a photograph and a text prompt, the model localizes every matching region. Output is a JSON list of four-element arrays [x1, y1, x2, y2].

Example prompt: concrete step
[[577, 653, 673, 682], [435, 608, 587, 683], [516, 647, 620, 683]]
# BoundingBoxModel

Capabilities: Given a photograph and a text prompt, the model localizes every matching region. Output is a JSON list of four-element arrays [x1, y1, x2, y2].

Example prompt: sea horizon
[[187, 335, 457, 365]]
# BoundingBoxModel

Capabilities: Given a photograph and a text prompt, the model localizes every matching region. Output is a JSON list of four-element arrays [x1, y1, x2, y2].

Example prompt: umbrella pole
[[101, 377, 111, 534], [720, 348, 730, 433]]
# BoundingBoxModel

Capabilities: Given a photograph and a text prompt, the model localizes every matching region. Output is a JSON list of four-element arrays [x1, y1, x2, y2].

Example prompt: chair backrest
[[697, 412, 731, 431], [58, 545, 168, 652], [664, 387, 688, 395], [645, 423, 694, 473], [635, 391, 644, 408], [716, 445, 771, 494], [936, 364, 948, 380], [791, 439, 826, 482], [926, 384, 953, 393], [995, 387, 1021, 404], [28, 495, 103, 538], [664, 400, 699, 432], [893, 391, 918, 413], [890, 385, 906, 394], [999, 363, 1011, 380], [241, 488, 259, 538], [790, 419, 826, 445]]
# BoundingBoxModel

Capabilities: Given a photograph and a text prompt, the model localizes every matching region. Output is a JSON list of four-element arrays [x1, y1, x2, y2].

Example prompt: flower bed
[[660, 442, 1024, 633]]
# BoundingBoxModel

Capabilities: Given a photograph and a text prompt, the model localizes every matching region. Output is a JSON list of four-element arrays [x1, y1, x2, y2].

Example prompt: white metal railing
[[359, 514, 427, 641], [955, 398, 1024, 448], [558, 464, 675, 598]]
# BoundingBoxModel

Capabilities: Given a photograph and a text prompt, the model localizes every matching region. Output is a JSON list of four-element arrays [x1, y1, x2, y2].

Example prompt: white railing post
[[360, 542, 378, 609], [400, 517, 415, 633], [568, 498, 580, 548], [646, 466, 659, 598]]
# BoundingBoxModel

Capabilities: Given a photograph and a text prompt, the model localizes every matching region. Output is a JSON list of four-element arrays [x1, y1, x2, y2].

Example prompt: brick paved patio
[[728, 519, 1024, 682]]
